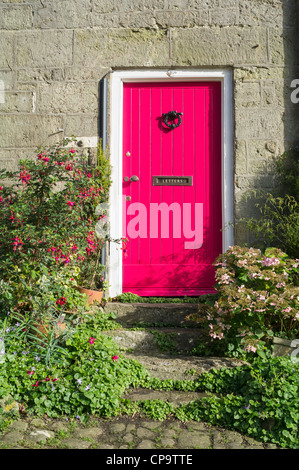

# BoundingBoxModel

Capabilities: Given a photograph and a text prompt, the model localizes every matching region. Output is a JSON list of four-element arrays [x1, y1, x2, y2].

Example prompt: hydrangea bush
[[195, 246, 299, 358]]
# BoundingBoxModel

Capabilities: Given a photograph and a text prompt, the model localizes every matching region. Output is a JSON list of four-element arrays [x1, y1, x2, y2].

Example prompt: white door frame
[[108, 69, 234, 298]]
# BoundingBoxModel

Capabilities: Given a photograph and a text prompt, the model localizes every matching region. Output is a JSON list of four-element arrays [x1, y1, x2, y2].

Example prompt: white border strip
[[109, 69, 234, 298]]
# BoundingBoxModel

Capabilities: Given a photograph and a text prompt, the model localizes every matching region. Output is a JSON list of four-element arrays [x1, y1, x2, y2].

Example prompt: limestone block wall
[[0, 0, 298, 245]]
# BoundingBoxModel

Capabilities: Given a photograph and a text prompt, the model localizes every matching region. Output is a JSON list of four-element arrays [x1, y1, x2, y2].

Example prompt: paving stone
[[1, 431, 24, 445], [122, 432, 136, 443], [30, 418, 46, 428], [244, 436, 265, 448], [29, 429, 55, 442], [160, 437, 176, 448], [8, 420, 29, 433], [73, 427, 104, 440], [59, 438, 92, 449], [97, 443, 117, 449], [110, 423, 126, 433], [142, 421, 162, 430], [48, 421, 69, 432], [212, 431, 228, 449], [186, 422, 207, 432], [136, 439, 156, 449], [177, 430, 211, 449], [225, 430, 245, 447], [136, 427, 156, 439], [162, 428, 179, 439], [126, 424, 136, 432]]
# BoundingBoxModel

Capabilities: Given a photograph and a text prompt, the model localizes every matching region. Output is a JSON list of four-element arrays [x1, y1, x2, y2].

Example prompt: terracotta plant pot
[[75, 286, 103, 305], [32, 321, 67, 340]]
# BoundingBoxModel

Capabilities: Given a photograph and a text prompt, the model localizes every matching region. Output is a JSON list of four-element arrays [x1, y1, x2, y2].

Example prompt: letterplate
[[152, 176, 193, 186]]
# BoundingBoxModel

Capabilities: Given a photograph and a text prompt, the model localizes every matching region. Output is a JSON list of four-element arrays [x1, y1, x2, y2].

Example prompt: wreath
[[162, 111, 183, 129]]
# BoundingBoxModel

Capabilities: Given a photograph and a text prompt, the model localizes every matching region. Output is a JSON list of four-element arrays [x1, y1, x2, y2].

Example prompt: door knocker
[[162, 111, 183, 129]]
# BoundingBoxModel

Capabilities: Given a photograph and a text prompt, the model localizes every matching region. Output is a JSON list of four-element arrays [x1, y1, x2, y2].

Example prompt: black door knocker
[[162, 111, 183, 129]]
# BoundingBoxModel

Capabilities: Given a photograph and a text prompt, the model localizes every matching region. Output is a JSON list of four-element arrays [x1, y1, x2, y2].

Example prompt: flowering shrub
[[0, 138, 111, 319], [193, 246, 298, 358]]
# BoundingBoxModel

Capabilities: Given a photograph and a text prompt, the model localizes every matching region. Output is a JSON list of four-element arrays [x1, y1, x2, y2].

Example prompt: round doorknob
[[130, 175, 139, 182]]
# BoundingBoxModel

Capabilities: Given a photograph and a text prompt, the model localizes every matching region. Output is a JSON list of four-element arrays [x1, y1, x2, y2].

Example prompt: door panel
[[122, 82, 222, 296]]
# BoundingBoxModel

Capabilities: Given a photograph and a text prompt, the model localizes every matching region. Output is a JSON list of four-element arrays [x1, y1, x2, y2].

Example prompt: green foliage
[[244, 193, 299, 258], [242, 146, 299, 258], [190, 246, 298, 358], [96, 140, 112, 199], [1, 308, 298, 448], [150, 330, 177, 354], [0, 314, 149, 422], [138, 399, 175, 421], [274, 147, 299, 199], [174, 357, 299, 449], [114, 292, 215, 304], [120, 357, 299, 449]]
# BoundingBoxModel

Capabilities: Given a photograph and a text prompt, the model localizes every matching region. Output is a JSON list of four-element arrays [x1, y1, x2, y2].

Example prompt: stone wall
[[0, 0, 298, 245]]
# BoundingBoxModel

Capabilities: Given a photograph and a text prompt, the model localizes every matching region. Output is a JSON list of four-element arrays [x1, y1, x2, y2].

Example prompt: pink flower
[[261, 257, 280, 267], [67, 201, 75, 207], [12, 237, 23, 251], [56, 297, 67, 306], [70, 148, 76, 154], [244, 345, 257, 353], [27, 370, 34, 376], [89, 337, 96, 345], [20, 170, 31, 184], [112, 355, 119, 362], [32, 380, 39, 387]]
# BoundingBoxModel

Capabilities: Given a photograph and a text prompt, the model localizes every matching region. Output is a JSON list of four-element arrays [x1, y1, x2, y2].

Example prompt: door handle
[[130, 175, 139, 182]]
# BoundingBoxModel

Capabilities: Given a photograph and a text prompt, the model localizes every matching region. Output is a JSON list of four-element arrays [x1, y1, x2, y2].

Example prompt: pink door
[[122, 81, 222, 296]]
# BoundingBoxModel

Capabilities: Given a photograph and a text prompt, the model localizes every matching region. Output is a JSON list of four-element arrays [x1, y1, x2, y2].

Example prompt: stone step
[[101, 301, 246, 386], [102, 327, 205, 355], [103, 302, 204, 328], [122, 388, 213, 406], [122, 353, 245, 382]]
